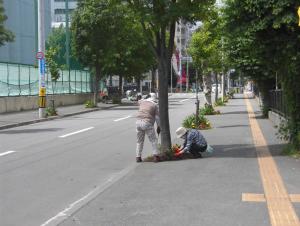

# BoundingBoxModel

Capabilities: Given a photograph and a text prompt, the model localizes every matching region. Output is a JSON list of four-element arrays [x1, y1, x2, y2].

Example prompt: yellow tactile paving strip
[[242, 193, 300, 203], [245, 98, 300, 226]]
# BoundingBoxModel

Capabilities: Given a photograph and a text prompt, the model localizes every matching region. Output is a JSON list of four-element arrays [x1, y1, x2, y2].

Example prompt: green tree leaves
[[0, 0, 14, 46]]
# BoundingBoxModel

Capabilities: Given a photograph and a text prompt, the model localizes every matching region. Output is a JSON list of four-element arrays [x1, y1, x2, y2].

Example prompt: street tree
[[45, 47, 61, 112], [46, 26, 83, 70], [126, 0, 215, 151], [71, 0, 132, 105], [103, 13, 155, 98], [0, 0, 14, 46], [221, 0, 300, 150], [188, 10, 223, 105]]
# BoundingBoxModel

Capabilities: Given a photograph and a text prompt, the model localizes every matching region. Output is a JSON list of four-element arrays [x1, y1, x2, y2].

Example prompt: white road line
[[40, 163, 137, 226], [0, 150, 16, 157], [114, 115, 131, 122], [179, 99, 190, 102], [59, 127, 94, 138]]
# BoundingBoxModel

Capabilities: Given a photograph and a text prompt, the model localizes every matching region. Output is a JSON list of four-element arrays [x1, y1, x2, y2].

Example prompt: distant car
[[212, 84, 221, 93]]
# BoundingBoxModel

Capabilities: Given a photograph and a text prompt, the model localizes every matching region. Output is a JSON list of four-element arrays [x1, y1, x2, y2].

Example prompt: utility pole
[[38, 0, 46, 118], [65, 0, 71, 93]]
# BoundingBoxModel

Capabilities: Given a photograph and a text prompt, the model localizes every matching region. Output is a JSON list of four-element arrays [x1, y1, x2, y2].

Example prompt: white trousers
[[136, 120, 158, 157]]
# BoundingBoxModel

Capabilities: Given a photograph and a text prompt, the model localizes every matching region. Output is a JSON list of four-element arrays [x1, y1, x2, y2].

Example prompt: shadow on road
[[204, 143, 286, 158]]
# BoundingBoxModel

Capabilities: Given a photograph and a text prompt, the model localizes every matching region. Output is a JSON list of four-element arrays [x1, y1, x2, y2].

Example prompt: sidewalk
[[0, 102, 117, 130], [56, 94, 300, 226]]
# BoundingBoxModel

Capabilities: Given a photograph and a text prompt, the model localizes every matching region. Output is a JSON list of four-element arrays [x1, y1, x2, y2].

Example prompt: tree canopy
[[127, 0, 216, 151], [0, 0, 14, 46], [221, 0, 300, 148]]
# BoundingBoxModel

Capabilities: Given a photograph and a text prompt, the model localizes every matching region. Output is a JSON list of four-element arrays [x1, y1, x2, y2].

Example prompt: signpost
[[38, 0, 46, 118]]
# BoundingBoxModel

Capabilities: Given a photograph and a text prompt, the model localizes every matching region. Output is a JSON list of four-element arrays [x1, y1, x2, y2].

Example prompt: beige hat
[[176, 127, 187, 138], [149, 92, 157, 100]]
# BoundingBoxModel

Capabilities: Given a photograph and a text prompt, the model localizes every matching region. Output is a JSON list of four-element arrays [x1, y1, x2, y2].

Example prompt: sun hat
[[149, 92, 157, 101], [176, 127, 187, 138]]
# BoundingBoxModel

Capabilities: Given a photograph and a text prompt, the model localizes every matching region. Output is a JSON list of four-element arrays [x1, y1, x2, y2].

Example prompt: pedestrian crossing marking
[[245, 97, 300, 226]]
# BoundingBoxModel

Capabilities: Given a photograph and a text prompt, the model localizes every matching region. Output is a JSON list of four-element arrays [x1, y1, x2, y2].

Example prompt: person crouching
[[175, 127, 207, 158]]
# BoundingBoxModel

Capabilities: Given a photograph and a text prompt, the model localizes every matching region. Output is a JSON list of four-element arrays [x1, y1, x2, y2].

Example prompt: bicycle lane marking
[[245, 97, 300, 226]]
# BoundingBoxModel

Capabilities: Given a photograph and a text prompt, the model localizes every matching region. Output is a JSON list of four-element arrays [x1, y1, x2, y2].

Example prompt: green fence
[[0, 62, 92, 96]]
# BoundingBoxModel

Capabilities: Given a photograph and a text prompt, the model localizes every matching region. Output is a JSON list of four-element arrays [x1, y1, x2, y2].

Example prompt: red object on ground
[[174, 147, 182, 157]]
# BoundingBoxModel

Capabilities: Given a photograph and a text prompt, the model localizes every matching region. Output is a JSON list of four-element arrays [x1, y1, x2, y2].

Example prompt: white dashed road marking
[[0, 150, 16, 157], [59, 127, 94, 138], [114, 115, 131, 122]]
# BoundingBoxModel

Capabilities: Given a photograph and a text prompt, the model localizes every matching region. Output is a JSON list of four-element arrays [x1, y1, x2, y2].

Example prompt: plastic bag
[[206, 144, 214, 153]]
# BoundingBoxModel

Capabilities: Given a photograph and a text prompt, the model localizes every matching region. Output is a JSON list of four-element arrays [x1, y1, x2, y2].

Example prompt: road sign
[[39, 58, 45, 75], [36, 51, 44, 59]]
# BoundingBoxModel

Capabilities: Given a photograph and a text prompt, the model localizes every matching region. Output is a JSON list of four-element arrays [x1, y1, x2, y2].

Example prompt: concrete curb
[[0, 104, 118, 131]]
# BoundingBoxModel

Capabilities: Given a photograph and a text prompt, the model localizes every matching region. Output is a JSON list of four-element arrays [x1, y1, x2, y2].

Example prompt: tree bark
[[151, 67, 156, 92], [93, 65, 101, 106], [137, 78, 141, 92], [257, 79, 275, 116], [118, 75, 123, 98], [203, 73, 212, 105], [158, 55, 171, 152], [156, 28, 171, 152], [214, 72, 219, 102], [221, 72, 226, 101]]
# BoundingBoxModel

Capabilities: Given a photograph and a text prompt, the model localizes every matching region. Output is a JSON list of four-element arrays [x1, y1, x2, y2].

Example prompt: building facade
[[0, 0, 51, 65], [51, 0, 78, 27], [175, 20, 193, 57]]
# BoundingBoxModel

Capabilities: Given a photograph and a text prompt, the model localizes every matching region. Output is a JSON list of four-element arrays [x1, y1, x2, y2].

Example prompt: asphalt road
[[0, 93, 203, 226]]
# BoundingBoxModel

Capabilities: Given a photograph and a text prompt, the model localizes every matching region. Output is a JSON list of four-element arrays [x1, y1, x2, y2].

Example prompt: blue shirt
[[183, 129, 207, 153]]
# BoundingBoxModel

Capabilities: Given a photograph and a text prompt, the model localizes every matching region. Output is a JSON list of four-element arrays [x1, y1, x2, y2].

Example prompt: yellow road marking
[[245, 98, 300, 226], [243, 193, 300, 203], [242, 193, 266, 202]]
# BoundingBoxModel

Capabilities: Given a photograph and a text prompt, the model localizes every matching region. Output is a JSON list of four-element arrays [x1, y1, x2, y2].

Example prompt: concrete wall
[[0, 93, 92, 113], [268, 111, 287, 128]]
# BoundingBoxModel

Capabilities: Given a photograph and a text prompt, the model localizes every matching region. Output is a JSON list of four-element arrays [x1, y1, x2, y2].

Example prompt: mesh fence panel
[[0, 62, 91, 96]]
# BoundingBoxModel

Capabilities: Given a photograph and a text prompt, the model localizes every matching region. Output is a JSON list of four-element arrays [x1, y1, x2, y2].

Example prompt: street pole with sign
[[65, 0, 71, 93], [38, 0, 46, 118]]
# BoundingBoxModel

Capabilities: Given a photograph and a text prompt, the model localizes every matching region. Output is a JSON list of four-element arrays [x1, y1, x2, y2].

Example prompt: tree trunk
[[221, 72, 226, 101], [214, 72, 219, 102], [257, 79, 275, 117], [151, 67, 156, 92], [137, 78, 141, 93], [93, 65, 101, 106], [118, 75, 123, 98], [158, 56, 172, 152], [203, 73, 212, 105]]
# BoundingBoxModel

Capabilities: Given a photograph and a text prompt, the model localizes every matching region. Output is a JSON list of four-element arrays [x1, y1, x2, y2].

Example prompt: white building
[[0, 0, 51, 65], [51, 0, 78, 28], [175, 20, 193, 57]]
